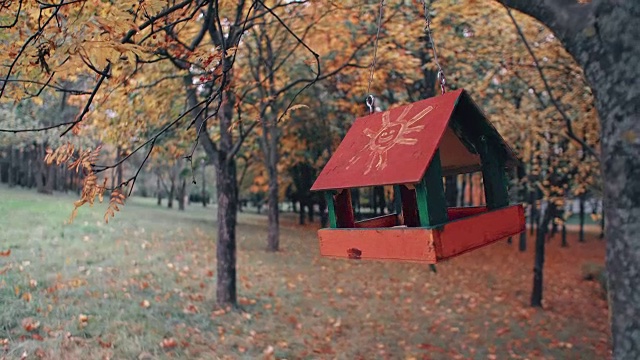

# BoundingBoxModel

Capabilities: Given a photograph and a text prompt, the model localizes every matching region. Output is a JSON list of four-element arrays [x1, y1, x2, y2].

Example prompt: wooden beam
[[400, 185, 420, 227], [478, 136, 509, 209], [334, 189, 355, 228], [325, 192, 337, 228], [415, 150, 449, 227]]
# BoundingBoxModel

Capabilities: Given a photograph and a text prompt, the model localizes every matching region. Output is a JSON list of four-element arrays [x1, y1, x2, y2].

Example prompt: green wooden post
[[325, 192, 337, 228], [478, 136, 509, 209], [415, 150, 448, 227]]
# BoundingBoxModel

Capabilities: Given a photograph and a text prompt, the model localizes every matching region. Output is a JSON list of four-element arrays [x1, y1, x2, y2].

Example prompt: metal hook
[[366, 95, 375, 114], [437, 70, 446, 94]]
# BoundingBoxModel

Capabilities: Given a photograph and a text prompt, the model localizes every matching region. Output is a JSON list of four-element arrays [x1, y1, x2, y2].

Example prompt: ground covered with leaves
[[0, 186, 610, 359]]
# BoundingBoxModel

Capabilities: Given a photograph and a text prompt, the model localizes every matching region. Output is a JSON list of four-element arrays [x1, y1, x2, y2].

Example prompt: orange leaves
[[160, 337, 178, 349], [44, 143, 75, 166], [21, 318, 40, 332], [0, 249, 10, 257], [68, 145, 102, 174], [78, 314, 89, 327], [45, 144, 128, 223], [105, 189, 126, 223]]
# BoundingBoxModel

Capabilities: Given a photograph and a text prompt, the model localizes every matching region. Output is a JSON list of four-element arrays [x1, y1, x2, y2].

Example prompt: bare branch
[[503, 5, 599, 159]]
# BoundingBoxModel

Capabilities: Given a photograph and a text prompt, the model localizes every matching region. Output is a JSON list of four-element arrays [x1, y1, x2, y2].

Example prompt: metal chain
[[421, 0, 446, 94], [366, 0, 385, 114]]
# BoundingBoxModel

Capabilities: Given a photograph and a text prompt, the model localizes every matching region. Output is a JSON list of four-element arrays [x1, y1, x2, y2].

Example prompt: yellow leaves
[[105, 189, 126, 223], [78, 314, 89, 327], [279, 104, 309, 123]]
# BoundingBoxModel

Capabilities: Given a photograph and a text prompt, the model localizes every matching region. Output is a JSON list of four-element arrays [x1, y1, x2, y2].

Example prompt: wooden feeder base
[[317, 205, 525, 263]]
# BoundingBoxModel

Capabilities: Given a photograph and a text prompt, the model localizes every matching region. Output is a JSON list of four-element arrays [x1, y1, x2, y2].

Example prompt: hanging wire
[[365, 0, 385, 114], [421, 0, 446, 94]]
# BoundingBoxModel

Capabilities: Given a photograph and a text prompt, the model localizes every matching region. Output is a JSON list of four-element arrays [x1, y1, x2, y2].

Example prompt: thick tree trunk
[[499, 1, 640, 355], [183, 73, 239, 307], [215, 157, 238, 306], [531, 202, 555, 307]]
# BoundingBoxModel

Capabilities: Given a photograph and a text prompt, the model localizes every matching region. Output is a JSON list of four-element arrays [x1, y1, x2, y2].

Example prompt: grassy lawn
[[0, 185, 610, 359]]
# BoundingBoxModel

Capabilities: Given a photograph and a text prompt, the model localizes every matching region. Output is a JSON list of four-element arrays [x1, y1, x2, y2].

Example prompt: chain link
[[422, 0, 446, 94], [365, 0, 385, 114]]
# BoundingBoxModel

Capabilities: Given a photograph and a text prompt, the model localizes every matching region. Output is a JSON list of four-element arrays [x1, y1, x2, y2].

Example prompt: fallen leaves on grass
[[78, 314, 89, 327], [160, 337, 178, 349], [22, 318, 40, 332]]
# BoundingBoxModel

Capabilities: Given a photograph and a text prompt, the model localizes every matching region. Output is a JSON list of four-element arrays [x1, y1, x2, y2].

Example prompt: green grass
[[0, 185, 611, 359]]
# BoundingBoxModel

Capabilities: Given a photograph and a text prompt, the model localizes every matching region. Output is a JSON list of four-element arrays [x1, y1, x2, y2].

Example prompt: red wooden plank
[[311, 90, 464, 191], [334, 190, 355, 228], [446, 206, 488, 221], [435, 204, 525, 260], [354, 214, 397, 228], [318, 228, 437, 263]]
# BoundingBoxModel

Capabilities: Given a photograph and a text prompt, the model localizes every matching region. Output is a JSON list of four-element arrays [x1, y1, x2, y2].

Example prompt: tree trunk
[[599, 206, 605, 240], [183, 72, 239, 307], [445, 175, 458, 207], [201, 162, 207, 207], [298, 199, 305, 225], [264, 123, 280, 252], [35, 145, 47, 194], [561, 223, 568, 247], [156, 175, 162, 206], [116, 146, 123, 187], [579, 194, 586, 242], [8, 146, 15, 187], [215, 157, 238, 306], [529, 192, 537, 236], [43, 162, 55, 194], [519, 230, 527, 252], [499, 2, 639, 355], [531, 202, 555, 307], [168, 179, 175, 208], [178, 178, 186, 211], [266, 159, 279, 252], [307, 202, 314, 222]]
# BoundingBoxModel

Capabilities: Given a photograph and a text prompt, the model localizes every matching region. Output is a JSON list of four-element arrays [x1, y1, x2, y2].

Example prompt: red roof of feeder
[[311, 89, 518, 191]]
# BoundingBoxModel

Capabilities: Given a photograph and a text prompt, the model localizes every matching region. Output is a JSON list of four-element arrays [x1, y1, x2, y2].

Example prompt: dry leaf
[[160, 338, 177, 349]]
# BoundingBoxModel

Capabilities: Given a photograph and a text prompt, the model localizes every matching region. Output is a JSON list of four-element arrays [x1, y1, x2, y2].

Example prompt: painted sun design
[[347, 104, 435, 175]]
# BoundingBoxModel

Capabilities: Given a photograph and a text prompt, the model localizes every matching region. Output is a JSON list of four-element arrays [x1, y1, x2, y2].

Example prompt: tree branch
[[496, 0, 595, 57], [503, 5, 599, 159]]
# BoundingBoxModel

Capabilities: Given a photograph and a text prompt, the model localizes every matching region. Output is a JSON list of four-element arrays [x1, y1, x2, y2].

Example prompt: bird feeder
[[310, 89, 525, 263]]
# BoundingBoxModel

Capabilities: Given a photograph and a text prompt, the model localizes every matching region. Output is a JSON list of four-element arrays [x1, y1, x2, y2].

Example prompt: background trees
[[2, 0, 637, 357]]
